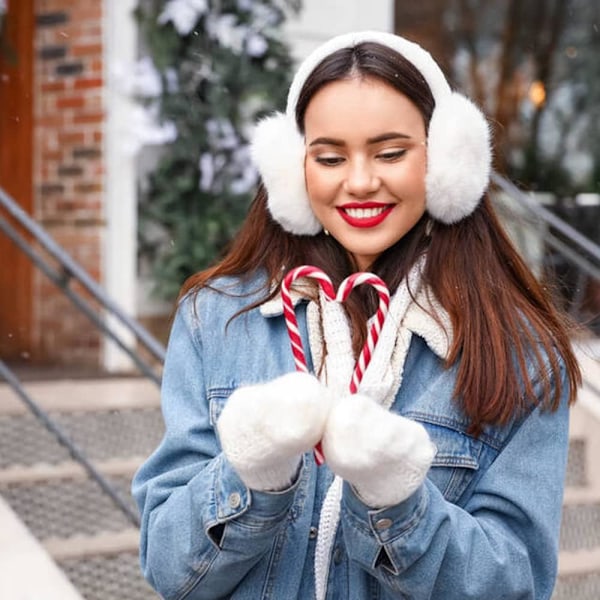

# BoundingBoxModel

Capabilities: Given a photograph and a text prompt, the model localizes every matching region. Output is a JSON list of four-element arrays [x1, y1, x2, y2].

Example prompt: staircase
[[0, 376, 163, 600], [1, 346, 599, 599], [553, 341, 600, 599]]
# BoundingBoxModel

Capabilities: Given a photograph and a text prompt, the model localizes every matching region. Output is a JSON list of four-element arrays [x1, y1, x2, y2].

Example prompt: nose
[[343, 158, 380, 197]]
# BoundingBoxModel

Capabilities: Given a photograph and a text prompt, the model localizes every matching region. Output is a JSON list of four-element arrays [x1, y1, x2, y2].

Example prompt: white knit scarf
[[307, 261, 424, 600]]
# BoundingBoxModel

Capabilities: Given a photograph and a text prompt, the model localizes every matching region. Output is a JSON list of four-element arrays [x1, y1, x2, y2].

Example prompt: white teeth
[[344, 207, 387, 218]]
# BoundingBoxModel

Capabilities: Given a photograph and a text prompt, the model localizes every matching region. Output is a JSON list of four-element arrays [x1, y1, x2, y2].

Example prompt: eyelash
[[378, 149, 407, 161], [315, 156, 344, 166], [314, 149, 408, 167]]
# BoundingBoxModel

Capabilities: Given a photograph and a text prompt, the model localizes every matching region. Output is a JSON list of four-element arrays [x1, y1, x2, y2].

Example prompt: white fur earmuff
[[250, 113, 322, 235], [250, 30, 492, 234]]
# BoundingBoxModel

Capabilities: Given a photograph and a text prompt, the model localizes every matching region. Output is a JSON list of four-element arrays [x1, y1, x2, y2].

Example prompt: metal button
[[228, 492, 242, 509], [374, 518, 393, 531], [309, 526, 318, 540], [333, 545, 344, 565]]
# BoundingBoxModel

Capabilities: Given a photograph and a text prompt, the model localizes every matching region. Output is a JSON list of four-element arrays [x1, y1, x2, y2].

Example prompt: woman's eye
[[315, 156, 344, 166], [378, 149, 407, 161]]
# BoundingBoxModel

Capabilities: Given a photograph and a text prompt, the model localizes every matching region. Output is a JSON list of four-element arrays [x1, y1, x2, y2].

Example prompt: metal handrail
[[491, 172, 600, 265], [491, 172, 600, 403], [0, 360, 140, 527], [0, 186, 165, 527], [0, 186, 165, 383]]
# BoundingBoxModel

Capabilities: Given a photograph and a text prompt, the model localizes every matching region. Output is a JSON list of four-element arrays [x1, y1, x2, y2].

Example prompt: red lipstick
[[337, 203, 394, 228]]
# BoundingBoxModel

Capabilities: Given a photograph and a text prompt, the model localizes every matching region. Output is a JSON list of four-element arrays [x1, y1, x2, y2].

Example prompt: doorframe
[[0, 0, 34, 361]]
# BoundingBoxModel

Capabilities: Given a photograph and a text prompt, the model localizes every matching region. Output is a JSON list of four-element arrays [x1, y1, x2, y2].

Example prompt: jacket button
[[309, 526, 318, 539], [228, 492, 242, 508], [333, 545, 344, 565], [374, 518, 392, 531]]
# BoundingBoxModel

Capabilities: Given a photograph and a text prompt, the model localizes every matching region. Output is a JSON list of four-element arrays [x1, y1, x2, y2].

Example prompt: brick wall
[[33, 0, 104, 367]]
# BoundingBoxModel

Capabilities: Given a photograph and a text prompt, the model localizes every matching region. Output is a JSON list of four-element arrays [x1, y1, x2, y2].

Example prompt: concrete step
[[554, 549, 600, 600], [566, 436, 588, 488], [58, 550, 159, 600], [554, 370, 600, 599], [44, 528, 140, 560], [560, 488, 600, 553], [0, 408, 164, 469], [0, 376, 161, 415], [0, 377, 162, 599]]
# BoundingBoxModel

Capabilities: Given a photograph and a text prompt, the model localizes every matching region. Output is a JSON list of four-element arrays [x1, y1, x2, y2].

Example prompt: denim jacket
[[132, 273, 570, 600]]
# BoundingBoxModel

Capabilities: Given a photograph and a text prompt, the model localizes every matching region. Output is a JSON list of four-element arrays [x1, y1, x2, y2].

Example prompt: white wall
[[285, 0, 394, 60]]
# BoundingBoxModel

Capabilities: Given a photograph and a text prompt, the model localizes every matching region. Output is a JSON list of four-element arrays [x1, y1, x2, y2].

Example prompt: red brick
[[74, 77, 103, 90], [73, 112, 104, 124], [56, 95, 86, 109], [58, 131, 85, 144], [71, 43, 102, 57], [36, 115, 66, 127], [41, 80, 67, 93]]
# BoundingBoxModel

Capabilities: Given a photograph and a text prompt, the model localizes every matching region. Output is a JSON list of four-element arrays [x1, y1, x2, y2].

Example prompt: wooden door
[[0, 0, 34, 360]]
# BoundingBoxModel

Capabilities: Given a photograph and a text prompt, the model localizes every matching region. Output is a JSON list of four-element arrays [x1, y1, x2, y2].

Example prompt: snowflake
[[122, 106, 177, 155], [111, 57, 163, 98], [158, 0, 208, 36], [206, 13, 247, 54], [246, 33, 268, 58]]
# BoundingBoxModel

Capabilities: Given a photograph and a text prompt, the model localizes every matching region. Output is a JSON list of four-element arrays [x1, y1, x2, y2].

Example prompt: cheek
[[304, 160, 331, 202], [394, 157, 427, 198]]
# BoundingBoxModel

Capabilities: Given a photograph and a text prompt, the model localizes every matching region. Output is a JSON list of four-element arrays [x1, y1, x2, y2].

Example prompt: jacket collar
[[259, 285, 452, 360]]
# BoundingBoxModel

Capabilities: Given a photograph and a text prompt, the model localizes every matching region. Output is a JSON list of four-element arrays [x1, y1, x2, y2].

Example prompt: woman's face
[[304, 76, 427, 271]]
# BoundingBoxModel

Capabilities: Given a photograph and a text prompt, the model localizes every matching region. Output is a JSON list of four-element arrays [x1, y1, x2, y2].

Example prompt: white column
[[102, 0, 138, 372]]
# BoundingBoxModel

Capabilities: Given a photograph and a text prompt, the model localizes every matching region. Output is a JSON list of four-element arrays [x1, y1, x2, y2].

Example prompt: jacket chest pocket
[[208, 390, 231, 427], [207, 389, 234, 450], [420, 421, 482, 504]]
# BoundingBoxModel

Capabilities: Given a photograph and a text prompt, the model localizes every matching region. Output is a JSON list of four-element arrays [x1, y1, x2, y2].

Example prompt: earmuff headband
[[251, 31, 492, 235]]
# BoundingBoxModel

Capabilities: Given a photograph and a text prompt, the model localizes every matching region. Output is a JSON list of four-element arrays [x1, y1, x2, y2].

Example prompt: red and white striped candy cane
[[281, 266, 335, 374], [336, 272, 390, 394], [281, 266, 390, 465], [281, 266, 335, 464]]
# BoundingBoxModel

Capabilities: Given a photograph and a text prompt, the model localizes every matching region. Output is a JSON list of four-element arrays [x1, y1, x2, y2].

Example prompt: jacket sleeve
[[339, 367, 570, 599], [131, 298, 299, 600]]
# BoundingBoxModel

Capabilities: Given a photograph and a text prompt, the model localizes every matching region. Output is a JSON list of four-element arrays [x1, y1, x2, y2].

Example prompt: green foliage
[[135, 0, 299, 300]]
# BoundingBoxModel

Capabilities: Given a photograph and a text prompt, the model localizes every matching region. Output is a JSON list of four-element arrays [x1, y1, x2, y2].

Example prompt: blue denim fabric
[[132, 273, 570, 600]]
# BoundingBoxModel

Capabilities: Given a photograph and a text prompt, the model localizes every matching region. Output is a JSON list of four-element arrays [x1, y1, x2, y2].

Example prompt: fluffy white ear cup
[[250, 113, 321, 235], [425, 93, 492, 224]]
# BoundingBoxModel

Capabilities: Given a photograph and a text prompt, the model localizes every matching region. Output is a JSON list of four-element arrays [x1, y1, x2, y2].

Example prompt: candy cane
[[336, 272, 390, 394], [281, 266, 335, 373], [281, 266, 390, 464]]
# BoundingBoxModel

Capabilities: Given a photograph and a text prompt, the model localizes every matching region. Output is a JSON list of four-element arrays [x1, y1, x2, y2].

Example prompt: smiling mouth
[[344, 207, 388, 218], [337, 204, 394, 228]]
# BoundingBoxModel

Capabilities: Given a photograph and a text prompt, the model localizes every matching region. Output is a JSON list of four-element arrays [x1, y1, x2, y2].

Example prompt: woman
[[132, 31, 580, 600]]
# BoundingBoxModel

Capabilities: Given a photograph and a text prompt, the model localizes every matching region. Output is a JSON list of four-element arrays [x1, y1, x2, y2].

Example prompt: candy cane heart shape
[[281, 266, 391, 465]]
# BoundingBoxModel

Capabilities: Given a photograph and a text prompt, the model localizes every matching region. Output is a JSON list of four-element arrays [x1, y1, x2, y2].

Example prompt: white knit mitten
[[322, 394, 436, 508], [217, 372, 330, 491]]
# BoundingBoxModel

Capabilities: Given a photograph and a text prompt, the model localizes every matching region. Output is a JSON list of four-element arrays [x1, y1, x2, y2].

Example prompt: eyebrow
[[308, 132, 412, 147]]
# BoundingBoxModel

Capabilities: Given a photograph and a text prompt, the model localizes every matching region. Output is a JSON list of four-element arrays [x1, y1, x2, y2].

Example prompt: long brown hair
[[182, 42, 580, 434]]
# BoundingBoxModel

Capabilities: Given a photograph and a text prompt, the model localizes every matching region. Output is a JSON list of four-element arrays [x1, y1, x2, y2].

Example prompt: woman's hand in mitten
[[217, 372, 329, 492], [322, 393, 436, 508]]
